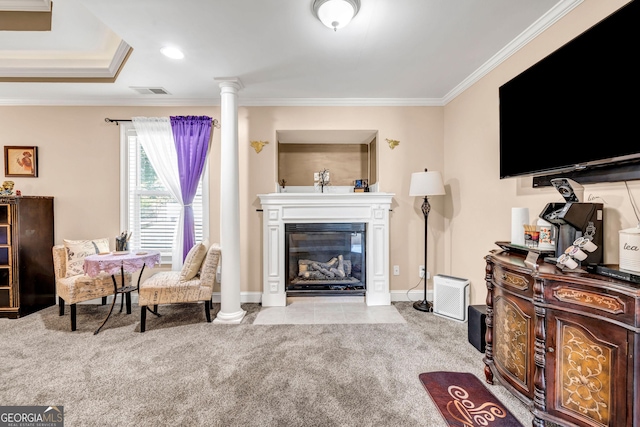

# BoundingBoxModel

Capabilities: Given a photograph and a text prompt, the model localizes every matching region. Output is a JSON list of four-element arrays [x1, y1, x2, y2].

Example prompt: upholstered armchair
[[52, 241, 132, 331], [138, 243, 221, 332]]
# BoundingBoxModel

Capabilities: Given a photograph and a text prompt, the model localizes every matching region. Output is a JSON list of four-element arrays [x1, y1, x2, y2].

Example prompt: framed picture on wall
[[4, 146, 38, 177]]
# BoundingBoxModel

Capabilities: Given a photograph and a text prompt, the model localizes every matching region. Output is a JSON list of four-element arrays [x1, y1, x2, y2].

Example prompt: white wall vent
[[130, 87, 171, 95], [433, 274, 470, 322]]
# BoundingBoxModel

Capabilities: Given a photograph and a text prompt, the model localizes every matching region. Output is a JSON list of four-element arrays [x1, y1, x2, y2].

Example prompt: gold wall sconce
[[386, 138, 400, 150], [250, 140, 269, 153]]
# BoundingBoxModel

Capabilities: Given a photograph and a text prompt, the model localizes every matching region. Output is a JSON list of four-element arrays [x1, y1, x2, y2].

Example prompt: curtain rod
[[104, 118, 130, 125], [104, 118, 220, 128]]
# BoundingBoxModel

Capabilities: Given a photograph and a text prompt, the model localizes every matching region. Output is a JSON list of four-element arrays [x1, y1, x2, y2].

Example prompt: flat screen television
[[498, 0, 639, 187]]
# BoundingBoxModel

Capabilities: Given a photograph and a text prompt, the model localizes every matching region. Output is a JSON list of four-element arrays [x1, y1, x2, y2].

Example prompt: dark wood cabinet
[[0, 196, 55, 318], [484, 250, 639, 427]]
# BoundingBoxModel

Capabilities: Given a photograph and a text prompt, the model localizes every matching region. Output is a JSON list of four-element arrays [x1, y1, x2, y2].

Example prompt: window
[[120, 124, 208, 263]]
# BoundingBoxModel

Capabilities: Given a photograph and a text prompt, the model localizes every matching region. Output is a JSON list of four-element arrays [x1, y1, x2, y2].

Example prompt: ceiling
[[0, 0, 581, 106]]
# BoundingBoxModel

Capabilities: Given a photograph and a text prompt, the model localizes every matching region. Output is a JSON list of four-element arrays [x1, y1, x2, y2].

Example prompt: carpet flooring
[[0, 302, 534, 426]]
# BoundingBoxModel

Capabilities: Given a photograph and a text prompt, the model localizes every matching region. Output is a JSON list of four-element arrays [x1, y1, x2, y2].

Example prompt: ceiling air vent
[[130, 87, 171, 95]]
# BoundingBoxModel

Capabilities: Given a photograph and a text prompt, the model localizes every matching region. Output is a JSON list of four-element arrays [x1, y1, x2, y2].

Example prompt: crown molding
[[0, 0, 50, 12], [108, 40, 133, 76], [442, 0, 583, 104], [0, 97, 444, 107], [0, 97, 218, 106], [237, 98, 443, 107], [0, 0, 584, 107], [0, 40, 132, 80]]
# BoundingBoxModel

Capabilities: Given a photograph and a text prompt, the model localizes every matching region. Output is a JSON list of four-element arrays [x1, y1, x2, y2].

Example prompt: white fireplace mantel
[[258, 192, 394, 306]]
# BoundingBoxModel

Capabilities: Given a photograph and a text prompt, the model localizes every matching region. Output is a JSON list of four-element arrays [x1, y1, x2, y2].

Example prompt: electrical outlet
[[419, 265, 425, 278], [393, 265, 400, 276]]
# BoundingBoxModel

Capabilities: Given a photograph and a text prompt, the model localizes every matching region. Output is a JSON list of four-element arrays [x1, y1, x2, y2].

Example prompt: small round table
[[83, 250, 161, 334]]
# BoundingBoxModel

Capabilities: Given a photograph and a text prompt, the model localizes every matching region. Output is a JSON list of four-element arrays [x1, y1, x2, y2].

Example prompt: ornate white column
[[214, 77, 246, 324]]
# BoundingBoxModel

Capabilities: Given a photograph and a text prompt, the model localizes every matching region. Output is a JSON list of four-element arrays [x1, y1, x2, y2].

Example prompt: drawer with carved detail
[[544, 279, 637, 327], [492, 264, 533, 297]]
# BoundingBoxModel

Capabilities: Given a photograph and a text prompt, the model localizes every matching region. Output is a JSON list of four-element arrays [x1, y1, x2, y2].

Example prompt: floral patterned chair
[[52, 240, 132, 331], [138, 243, 221, 332]]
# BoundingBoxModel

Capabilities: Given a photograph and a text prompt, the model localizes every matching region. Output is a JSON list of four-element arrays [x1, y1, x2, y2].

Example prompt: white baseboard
[[71, 290, 432, 305], [73, 292, 263, 306], [390, 290, 434, 302]]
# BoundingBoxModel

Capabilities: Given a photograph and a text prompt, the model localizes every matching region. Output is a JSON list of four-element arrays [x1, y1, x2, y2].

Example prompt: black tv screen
[[499, 0, 639, 181]]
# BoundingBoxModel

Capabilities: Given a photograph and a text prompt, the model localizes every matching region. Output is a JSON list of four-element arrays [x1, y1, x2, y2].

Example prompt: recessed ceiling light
[[160, 46, 184, 59]]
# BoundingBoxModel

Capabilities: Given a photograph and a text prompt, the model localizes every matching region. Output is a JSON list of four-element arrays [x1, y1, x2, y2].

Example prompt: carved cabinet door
[[492, 287, 536, 400], [545, 309, 628, 427]]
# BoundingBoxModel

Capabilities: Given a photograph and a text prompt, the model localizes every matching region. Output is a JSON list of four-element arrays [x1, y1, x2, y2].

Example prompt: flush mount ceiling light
[[312, 0, 360, 31], [160, 46, 184, 59]]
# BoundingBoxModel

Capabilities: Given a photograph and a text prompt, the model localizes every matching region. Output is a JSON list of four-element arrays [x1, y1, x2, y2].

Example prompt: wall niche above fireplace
[[276, 130, 378, 190]]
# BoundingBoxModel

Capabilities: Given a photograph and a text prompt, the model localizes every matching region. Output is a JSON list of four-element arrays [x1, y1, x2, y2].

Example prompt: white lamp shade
[[409, 171, 445, 196], [315, 0, 358, 30]]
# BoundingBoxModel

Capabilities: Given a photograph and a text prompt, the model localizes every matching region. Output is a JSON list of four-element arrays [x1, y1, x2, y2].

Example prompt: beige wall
[[0, 0, 634, 302], [0, 105, 444, 295], [241, 106, 445, 294], [443, 0, 636, 304], [0, 106, 220, 283], [278, 143, 369, 186]]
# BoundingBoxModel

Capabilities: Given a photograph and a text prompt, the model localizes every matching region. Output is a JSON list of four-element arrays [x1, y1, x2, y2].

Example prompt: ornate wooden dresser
[[484, 249, 639, 427]]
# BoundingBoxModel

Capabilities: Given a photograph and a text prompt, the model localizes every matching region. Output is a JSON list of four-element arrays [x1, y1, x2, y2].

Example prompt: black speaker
[[468, 305, 487, 352]]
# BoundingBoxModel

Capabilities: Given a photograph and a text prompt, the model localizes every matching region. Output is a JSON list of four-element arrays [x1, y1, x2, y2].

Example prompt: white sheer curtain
[[132, 117, 185, 271]]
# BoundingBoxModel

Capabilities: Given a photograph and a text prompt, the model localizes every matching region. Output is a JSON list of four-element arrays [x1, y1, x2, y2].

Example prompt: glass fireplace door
[[285, 223, 366, 295]]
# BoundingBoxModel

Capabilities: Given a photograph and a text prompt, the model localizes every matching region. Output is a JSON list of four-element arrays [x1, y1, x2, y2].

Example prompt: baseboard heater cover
[[433, 274, 470, 322]]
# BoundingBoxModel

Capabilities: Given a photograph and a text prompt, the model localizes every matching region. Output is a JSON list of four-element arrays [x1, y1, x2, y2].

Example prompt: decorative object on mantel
[[279, 179, 287, 192], [250, 140, 269, 154], [354, 179, 369, 193], [4, 146, 38, 177], [409, 168, 446, 312], [314, 169, 330, 193], [386, 138, 400, 150], [0, 181, 14, 195]]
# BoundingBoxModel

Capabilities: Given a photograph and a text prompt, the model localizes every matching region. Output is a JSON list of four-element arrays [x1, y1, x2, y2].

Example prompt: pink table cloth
[[83, 250, 161, 277]]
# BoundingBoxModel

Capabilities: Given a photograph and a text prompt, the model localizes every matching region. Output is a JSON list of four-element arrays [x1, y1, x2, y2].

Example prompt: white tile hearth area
[[253, 297, 406, 325]]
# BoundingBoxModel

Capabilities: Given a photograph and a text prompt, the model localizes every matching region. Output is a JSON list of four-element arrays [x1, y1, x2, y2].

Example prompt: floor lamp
[[409, 169, 445, 312]]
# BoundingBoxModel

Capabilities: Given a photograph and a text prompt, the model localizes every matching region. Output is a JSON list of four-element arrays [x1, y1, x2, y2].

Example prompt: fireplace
[[258, 192, 393, 306], [285, 223, 366, 295]]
